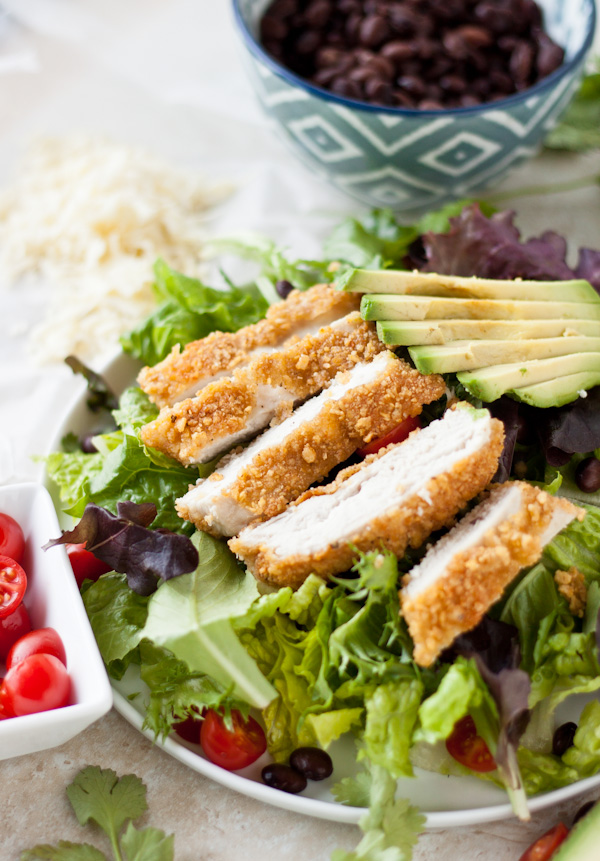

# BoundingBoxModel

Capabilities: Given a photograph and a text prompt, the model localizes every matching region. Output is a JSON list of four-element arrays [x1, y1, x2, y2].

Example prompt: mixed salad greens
[[46, 201, 600, 861]]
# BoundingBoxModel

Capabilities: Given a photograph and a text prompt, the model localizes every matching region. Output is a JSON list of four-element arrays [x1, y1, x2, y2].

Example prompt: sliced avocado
[[553, 800, 600, 860], [376, 319, 600, 347], [409, 337, 600, 375], [360, 294, 600, 322], [457, 353, 600, 402], [511, 370, 600, 407], [344, 268, 600, 303]]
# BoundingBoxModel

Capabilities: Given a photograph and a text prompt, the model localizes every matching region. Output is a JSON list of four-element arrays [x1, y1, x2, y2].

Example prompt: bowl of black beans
[[232, 0, 596, 212]]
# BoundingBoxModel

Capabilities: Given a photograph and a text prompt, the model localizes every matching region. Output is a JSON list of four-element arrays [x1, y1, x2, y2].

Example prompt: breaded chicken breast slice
[[401, 482, 584, 667], [140, 312, 384, 466], [229, 403, 504, 589], [176, 351, 445, 537], [138, 284, 359, 407]]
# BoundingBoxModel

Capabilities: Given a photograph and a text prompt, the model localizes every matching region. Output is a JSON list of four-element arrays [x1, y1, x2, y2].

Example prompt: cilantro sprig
[[21, 767, 174, 861]]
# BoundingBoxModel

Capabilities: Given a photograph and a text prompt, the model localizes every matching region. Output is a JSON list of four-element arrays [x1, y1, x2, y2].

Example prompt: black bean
[[289, 746, 334, 780], [575, 457, 600, 494], [80, 433, 99, 453], [331, 75, 363, 99], [510, 41, 535, 85], [397, 74, 427, 99], [275, 279, 295, 299], [536, 32, 565, 77], [259, 0, 564, 109], [381, 40, 417, 64], [359, 14, 390, 47], [552, 721, 578, 757], [262, 763, 307, 793], [440, 74, 468, 94], [573, 800, 597, 825], [261, 16, 289, 41], [418, 98, 444, 110], [304, 0, 332, 29]]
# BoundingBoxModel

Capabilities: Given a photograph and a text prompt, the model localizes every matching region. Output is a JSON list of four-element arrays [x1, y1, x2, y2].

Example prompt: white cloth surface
[[0, 3, 599, 857]]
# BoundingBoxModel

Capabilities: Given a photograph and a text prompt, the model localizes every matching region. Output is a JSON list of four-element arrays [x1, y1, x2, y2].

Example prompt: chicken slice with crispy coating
[[176, 350, 445, 537], [230, 403, 504, 589], [138, 284, 359, 407], [401, 482, 584, 667], [140, 312, 384, 466]]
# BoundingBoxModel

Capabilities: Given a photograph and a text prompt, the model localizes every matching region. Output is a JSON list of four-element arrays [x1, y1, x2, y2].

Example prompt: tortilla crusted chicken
[[140, 312, 385, 465], [176, 351, 445, 537], [401, 482, 584, 667], [229, 403, 504, 588], [138, 283, 359, 407]]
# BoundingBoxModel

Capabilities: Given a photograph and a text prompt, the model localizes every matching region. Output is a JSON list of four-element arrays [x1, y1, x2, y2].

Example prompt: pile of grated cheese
[[0, 135, 228, 364]]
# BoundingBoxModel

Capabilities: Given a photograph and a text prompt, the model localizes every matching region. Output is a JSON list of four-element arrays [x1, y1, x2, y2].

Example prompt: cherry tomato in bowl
[[66, 543, 111, 589], [6, 627, 67, 670], [0, 555, 27, 620], [200, 709, 267, 771], [0, 653, 71, 717], [0, 513, 25, 564], [518, 822, 569, 861], [357, 415, 421, 458], [0, 604, 32, 660], [445, 715, 497, 773]]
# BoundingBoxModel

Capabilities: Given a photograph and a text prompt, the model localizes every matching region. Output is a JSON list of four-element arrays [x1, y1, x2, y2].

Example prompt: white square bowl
[[0, 482, 112, 759]]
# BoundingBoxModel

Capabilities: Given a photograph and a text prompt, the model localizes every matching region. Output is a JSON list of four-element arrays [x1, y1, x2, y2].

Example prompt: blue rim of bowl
[[232, 0, 597, 117]]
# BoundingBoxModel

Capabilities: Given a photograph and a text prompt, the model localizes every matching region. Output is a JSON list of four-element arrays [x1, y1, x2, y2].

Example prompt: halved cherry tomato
[[0, 653, 70, 717], [66, 543, 111, 588], [0, 555, 27, 620], [200, 709, 267, 771], [357, 415, 421, 458], [0, 513, 25, 564], [174, 711, 204, 744], [0, 604, 32, 660], [6, 627, 67, 670], [518, 822, 569, 861], [446, 715, 497, 773]]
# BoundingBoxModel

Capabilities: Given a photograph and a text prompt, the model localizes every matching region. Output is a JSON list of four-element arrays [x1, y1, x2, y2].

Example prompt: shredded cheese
[[0, 135, 228, 363]]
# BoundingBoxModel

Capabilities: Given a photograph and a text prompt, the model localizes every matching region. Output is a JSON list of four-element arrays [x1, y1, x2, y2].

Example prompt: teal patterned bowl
[[233, 0, 596, 214]]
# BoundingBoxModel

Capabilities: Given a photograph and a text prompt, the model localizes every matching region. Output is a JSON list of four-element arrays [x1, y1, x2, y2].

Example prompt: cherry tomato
[[173, 712, 204, 744], [200, 709, 267, 771], [66, 543, 111, 588], [6, 627, 67, 670], [518, 822, 569, 861], [0, 653, 70, 717], [0, 604, 32, 660], [0, 513, 25, 564], [358, 415, 421, 458], [0, 555, 27, 620], [446, 715, 497, 773]]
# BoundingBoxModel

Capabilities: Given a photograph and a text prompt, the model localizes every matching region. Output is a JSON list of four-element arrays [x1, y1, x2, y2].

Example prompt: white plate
[[0, 482, 113, 759], [48, 351, 600, 827]]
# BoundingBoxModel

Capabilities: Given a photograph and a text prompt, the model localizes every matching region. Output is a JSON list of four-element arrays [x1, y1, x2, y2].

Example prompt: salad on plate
[[45, 201, 600, 861]]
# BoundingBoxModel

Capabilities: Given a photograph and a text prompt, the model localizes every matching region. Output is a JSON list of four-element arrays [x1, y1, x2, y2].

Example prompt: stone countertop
[[1, 2, 600, 859], [2, 709, 599, 859]]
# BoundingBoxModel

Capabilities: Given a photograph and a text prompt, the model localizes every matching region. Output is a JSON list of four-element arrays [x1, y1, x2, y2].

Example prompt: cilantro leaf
[[120, 823, 174, 861], [66, 767, 148, 859], [21, 844, 107, 861], [331, 772, 372, 808], [331, 765, 425, 861]]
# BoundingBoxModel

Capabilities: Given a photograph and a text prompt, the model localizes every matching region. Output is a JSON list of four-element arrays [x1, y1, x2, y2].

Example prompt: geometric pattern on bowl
[[234, 0, 596, 212]]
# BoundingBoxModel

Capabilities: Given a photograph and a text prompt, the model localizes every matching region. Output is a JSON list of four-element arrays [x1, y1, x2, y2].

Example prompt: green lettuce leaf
[[47, 387, 198, 535], [82, 572, 149, 678], [121, 259, 269, 365], [563, 700, 600, 776], [542, 504, 600, 582], [139, 640, 228, 739], [545, 66, 600, 152], [142, 532, 275, 708], [360, 680, 423, 779]]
